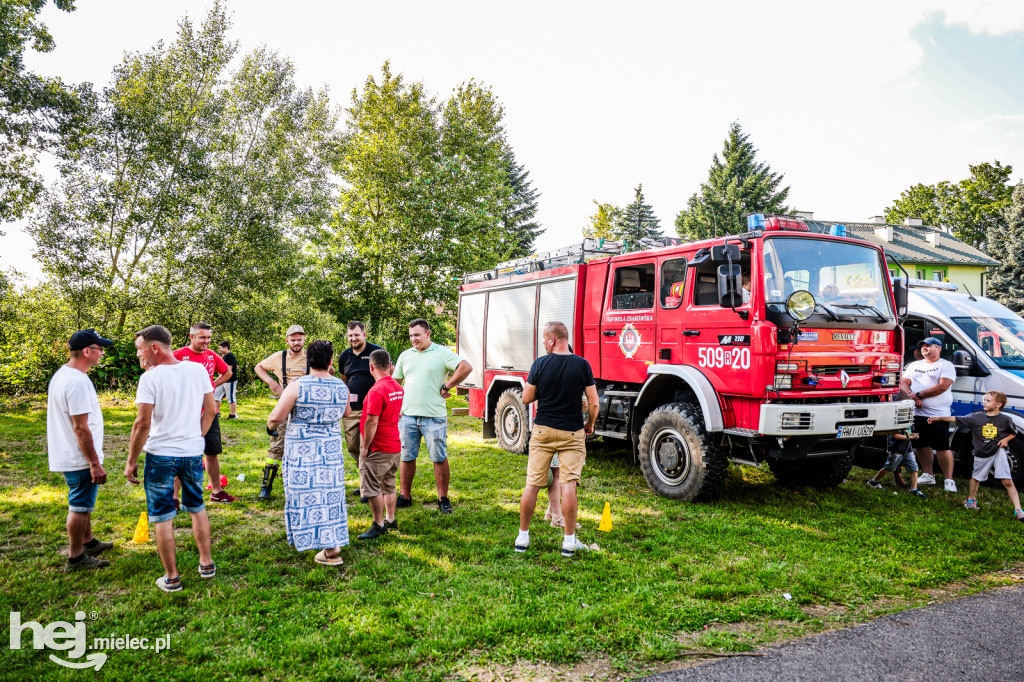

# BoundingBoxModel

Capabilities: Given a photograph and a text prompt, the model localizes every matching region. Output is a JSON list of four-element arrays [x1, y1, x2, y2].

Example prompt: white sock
[[563, 533, 576, 546], [517, 530, 530, 543]]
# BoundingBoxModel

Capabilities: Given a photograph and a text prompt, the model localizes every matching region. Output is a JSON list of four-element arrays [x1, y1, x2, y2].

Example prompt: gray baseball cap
[[286, 325, 306, 336]]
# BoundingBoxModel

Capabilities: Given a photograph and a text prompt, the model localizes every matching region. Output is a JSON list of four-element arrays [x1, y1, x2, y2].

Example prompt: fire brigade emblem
[[983, 422, 998, 439], [618, 323, 642, 359]]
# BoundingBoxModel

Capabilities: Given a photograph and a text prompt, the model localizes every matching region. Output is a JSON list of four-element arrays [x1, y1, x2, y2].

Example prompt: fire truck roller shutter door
[[536, 278, 577, 356], [486, 285, 537, 371], [458, 292, 487, 387]]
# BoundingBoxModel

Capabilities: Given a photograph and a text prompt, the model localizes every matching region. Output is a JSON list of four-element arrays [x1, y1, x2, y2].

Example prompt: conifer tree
[[985, 183, 1024, 313], [499, 149, 543, 258], [675, 122, 790, 241], [616, 184, 662, 248]]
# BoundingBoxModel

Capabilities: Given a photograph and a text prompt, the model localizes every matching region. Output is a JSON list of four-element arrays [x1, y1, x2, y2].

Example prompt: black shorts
[[913, 415, 952, 451], [204, 413, 223, 456]]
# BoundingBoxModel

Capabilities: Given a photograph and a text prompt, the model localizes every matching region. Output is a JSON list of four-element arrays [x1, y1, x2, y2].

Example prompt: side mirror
[[893, 277, 908, 319], [953, 348, 990, 378], [718, 264, 743, 308], [711, 244, 741, 263]]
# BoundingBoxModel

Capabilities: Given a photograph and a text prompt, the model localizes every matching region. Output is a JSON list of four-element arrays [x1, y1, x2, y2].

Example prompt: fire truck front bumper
[[758, 401, 914, 438]]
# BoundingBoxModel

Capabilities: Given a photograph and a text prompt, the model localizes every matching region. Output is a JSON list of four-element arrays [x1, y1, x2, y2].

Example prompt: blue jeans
[[399, 415, 448, 463], [63, 469, 99, 513], [144, 454, 205, 522]]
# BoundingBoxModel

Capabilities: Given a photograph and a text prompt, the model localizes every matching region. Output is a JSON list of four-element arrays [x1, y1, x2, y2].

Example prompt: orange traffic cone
[[132, 511, 149, 543], [598, 502, 613, 532]]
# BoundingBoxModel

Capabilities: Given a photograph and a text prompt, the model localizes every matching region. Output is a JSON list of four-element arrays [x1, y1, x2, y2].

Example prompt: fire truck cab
[[457, 215, 914, 501]]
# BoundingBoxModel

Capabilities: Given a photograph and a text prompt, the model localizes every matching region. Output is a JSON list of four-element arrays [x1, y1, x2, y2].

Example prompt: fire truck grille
[[812, 365, 872, 376]]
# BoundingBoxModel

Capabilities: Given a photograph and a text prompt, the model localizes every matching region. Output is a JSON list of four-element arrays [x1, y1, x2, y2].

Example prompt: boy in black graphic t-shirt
[[930, 390, 1023, 520]]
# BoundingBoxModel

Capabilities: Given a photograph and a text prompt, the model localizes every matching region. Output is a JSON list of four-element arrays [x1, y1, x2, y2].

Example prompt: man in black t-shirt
[[338, 321, 382, 498], [216, 341, 239, 419], [515, 321, 599, 558]]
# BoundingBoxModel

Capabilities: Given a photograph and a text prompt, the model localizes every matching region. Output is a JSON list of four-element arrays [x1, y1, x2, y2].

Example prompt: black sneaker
[[866, 479, 883, 490], [395, 495, 412, 509], [909, 488, 928, 499], [438, 496, 453, 514], [357, 522, 386, 540], [383, 519, 398, 532], [83, 539, 114, 556], [65, 554, 111, 572]]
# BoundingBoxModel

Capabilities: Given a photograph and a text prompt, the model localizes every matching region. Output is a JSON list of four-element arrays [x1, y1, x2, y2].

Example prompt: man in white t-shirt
[[900, 337, 958, 492], [125, 325, 217, 593], [47, 329, 116, 572]]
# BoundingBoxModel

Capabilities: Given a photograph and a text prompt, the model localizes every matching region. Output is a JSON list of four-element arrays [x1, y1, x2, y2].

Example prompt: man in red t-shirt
[[357, 349, 404, 539], [173, 322, 236, 503]]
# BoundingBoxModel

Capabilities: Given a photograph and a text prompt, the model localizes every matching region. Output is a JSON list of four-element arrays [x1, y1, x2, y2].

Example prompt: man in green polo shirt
[[393, 318, 472, 514]]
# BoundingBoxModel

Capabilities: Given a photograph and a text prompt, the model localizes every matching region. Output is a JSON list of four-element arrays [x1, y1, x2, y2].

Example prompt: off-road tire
[[637, 402, 728, 501], [767, 446, 856, 488], [494, 388, 530, 454]]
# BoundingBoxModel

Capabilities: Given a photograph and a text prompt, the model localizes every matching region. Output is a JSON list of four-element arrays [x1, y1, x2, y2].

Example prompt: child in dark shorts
[[866, 429, 928, 498]]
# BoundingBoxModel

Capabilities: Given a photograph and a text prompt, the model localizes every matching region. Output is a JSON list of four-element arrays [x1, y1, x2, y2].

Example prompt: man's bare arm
[[126, 404, 154, 484], [70, 413, 106, 484]]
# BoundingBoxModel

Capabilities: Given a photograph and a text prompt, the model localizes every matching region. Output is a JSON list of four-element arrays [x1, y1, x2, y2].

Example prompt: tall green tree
[[884, 161, 1013, 249], [0, 0, 83, 222], [318, 63, 514, 340], [28, 1, 337, 334], [616, 184, 662, 248], [675, 122, 790, 241], [985, 183, 1024, 312], [499, 148, 542, 258], [582, 200, 621, 240]]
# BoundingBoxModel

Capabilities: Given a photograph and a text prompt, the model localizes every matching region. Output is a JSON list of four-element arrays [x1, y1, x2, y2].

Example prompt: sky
[[5, 0, 1024, 283]]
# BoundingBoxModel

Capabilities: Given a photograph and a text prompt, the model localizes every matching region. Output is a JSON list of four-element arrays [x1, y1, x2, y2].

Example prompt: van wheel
[[638, 403, 727, 501], [767, 447, 856, 488], [495, 388, 530, 454], [1006, 439, 1024, 487]]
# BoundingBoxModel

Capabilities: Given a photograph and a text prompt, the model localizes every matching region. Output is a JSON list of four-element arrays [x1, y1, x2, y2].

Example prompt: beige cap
[[285, 324, 306, 336]]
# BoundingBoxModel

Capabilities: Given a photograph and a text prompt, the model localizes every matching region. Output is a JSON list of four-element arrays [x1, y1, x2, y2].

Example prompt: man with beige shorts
[[514, 322, 599, 558], [356, 349, 404, 540]]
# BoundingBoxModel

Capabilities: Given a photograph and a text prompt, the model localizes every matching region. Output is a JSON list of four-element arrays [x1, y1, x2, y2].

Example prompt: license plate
[[837, 425, 874, 438]]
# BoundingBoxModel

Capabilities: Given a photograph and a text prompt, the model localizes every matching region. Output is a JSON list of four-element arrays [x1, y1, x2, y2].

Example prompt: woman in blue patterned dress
[[267, 340, 351, 565]]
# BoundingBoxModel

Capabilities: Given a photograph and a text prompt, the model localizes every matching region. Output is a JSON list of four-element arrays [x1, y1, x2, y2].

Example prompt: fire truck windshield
[[951, 316, 1024, 369], [762, 237, 893, 320]]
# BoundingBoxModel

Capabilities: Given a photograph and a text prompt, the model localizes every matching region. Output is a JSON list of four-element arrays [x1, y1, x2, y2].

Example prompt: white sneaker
[[944, 479, 958, 493], [917, 473, 936, 485], [561, 537, 589, 558]]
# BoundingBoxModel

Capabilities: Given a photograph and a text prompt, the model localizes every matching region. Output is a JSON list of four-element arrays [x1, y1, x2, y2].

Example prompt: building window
[[916, 269, 926, 280], [932, 270, 945, 282]]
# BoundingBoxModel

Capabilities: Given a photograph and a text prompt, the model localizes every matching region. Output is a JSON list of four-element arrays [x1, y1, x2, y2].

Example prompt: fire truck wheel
[[767, 448, 856, 488], [638, 403, 727, 502], [495, 388, 530, 454]]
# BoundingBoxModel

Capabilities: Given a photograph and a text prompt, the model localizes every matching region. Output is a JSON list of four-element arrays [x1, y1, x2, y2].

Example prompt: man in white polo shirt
[[901, 337, 958, 492], [392, 318, 472, 514], [47, 329, 115, 572], [125, 325, 217, 593]]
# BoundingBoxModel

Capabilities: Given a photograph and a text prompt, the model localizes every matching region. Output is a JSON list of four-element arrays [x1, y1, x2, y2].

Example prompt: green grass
[[1, 394, 1021, 681]]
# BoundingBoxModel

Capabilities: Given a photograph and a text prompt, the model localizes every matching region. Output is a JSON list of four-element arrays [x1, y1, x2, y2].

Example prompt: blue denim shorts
[[399, 415, 448, 463], [144, 453, 205, 522], [64, 468, 99, 513]]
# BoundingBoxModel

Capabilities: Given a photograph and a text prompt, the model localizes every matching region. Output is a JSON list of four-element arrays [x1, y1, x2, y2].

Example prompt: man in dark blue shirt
[[338, 321, 382, 500], [514, 321, 599, 558]]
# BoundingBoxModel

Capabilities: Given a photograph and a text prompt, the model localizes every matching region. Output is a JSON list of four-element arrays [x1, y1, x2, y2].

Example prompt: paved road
[[640, 583, 1024, 682]]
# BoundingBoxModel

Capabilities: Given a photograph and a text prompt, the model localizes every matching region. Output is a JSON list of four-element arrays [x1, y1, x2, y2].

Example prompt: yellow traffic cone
[[598, 502, 613, 532], [132, 511, 149, 543]]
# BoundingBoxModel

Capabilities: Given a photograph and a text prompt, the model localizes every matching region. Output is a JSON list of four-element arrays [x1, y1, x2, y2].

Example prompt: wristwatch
[[915, 391, 922, 399]]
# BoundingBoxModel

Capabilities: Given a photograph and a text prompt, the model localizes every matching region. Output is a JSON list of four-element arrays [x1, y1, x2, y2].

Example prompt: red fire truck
[[456, 214, 914, 501]]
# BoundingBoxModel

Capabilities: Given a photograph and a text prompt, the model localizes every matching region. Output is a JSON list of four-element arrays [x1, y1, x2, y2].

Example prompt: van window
[[660, 258, 687, 309], [903, 317, 964, 364], [612, 263, 655, 310]]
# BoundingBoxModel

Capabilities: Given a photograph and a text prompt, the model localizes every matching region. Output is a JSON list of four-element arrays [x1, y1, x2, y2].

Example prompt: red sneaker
[[210, 491, 238, 503]]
